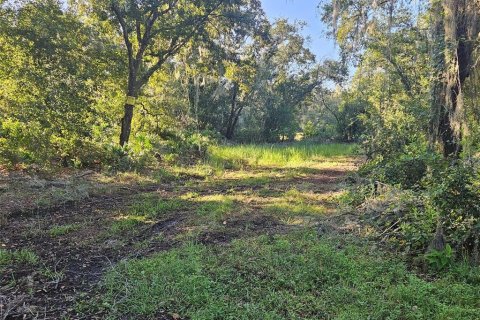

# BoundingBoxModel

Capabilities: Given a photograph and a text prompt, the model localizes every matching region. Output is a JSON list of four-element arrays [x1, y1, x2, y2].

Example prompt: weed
[[40, 266, 65, 283], [425, 244, 455, 271]]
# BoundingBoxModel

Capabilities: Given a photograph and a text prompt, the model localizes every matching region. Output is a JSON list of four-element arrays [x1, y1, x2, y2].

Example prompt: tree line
[[0, 0, 354, 169]]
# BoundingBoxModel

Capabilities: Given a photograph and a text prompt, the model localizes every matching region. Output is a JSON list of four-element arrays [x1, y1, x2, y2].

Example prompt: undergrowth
[[98, 231, 480, 320]]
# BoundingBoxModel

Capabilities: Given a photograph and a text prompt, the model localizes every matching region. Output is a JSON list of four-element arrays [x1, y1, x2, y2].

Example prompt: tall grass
[[206, 143, 358, 169]]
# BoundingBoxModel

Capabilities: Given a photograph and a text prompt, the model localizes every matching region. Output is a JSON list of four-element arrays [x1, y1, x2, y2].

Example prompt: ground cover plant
[[100, 232, 479, 320]]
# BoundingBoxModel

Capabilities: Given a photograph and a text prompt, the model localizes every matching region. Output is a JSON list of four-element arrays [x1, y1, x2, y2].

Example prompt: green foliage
[[0, 0, 123, 168], [383, 156, 428, 189], [104, 143, 156, 173], [99, 231, 480, 319], [337, 184, 373, 208], [360, 148, 437, 190], [424, 162, 480, 249], [425, 244, 455, 271], [162, 131, 219, 164], [399, 205, 439, 253], [0, 119, 49, 166], [355, 155, 480, 259], [302, 121, 318, 139]]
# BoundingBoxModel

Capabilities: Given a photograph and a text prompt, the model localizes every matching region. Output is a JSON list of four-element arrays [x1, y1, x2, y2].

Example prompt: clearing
[[1, 143, 478, 319]]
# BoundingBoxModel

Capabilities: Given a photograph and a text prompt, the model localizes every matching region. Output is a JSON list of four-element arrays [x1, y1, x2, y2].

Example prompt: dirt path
[[1, 159, 357, 319]]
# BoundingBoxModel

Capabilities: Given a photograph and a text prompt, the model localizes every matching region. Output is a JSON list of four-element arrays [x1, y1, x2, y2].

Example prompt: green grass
[[99, 231, 479, 320], [195, 195, 235, 220], [265, 202, 325, 219], [84, 142, 480, 319], [130, 194, 188, 218], [207, 143, 357, 169], [109, 215, 149, 234], [0, 248, 39, 268], [48, 223, 80, 237]]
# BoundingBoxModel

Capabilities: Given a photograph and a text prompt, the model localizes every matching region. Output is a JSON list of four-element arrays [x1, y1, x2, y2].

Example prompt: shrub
[[424, 161, 480, 255], [425, 244, 454, 271], [104, 143, 156, 172], [161, 130, 218, 164], [360, 149, 439, 190], [0, 118, 50, 166]]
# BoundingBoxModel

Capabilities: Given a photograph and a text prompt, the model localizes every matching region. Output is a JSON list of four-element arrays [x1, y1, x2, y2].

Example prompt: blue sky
[[260, 0, 338, 61]]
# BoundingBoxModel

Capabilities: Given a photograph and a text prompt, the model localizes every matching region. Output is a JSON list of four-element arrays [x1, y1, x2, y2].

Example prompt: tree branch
[[136, 0, 225, 88], [111, 2, 133, 64]]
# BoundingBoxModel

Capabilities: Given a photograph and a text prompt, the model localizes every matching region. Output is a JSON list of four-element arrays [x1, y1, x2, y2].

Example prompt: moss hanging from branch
[[430, 0, 479, 157]]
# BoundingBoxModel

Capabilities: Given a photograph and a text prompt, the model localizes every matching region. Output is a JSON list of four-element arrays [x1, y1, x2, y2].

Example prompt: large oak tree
[[104, 0, 262, 145]]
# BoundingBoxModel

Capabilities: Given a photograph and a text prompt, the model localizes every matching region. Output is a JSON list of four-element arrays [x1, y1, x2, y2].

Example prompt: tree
[[430, 0, 480, 157], [0, 0, 118, 165], [101, 0, 262, 146], [320, 0, 480, 158]]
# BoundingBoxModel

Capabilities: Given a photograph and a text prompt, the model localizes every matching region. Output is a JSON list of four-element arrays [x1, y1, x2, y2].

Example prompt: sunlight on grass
[[207, 143, 358, 169], [195, 195, 235, 220], [265, 202, 326, 224], [130, 194, 189, 218], [110, 215, 151, 234]]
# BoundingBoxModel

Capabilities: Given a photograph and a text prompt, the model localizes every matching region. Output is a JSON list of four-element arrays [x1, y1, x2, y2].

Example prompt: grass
[[48, 223, 80, 237], [195, 195, 235, 220], [6, 142, 476, 319], [100, 231, 480, 320], [109, 215, 149, 234], [130, 194, 188, 218], [0, 248, 39, 268], [207, 143, 357, 169]]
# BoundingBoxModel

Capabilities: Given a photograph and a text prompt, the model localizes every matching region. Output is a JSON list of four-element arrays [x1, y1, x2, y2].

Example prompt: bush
[[425, 244, 454, 271], [383, 156, 428, 189], [424, 161, 480, 255], [358, 155, 480, 262], [359, 149, 439, 190], [161, 130, 218, 164], [0, 118, 50, 166], [104, 143, 156, 173]]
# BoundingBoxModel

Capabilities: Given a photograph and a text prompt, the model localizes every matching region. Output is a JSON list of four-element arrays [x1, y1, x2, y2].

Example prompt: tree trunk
[[120, 103, 134, 146], [438, 0, 477, 157], [119, 76, 137, 146], [438, 97, 460, 157], [225, 83, 239, 140]]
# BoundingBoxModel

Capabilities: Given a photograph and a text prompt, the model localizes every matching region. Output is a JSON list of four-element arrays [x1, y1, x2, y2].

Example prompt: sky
[[260, 0, 339, 62]]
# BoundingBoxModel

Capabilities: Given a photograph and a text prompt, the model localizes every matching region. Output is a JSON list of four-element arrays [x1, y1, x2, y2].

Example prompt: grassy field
[[1, 143, 479, 319], [207, 143, 358, 169]]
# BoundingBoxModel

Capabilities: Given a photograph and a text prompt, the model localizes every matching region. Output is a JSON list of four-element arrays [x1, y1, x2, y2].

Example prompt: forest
[[1, 0, 479, 319]]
